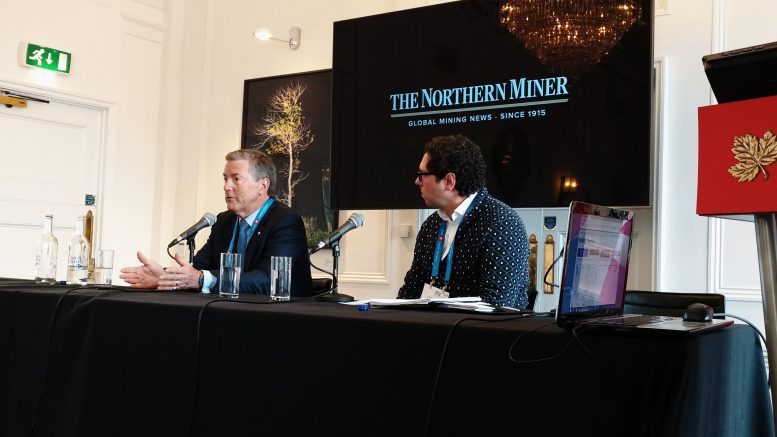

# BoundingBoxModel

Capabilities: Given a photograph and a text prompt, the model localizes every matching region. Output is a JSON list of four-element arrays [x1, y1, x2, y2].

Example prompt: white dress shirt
[[436, 192, 477, 258]]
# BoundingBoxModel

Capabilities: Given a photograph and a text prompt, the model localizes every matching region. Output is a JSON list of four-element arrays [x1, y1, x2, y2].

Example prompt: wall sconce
[[253, 26, 301, 50], [561, 176, 578, 193]]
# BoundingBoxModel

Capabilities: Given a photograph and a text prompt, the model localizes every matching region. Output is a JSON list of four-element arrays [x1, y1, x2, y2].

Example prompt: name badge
[[421, 283, 449, 299]]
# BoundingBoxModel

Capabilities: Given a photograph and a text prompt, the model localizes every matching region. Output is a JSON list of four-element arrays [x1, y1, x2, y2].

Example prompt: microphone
[[309, 213, 365, 254], [167, 213, 217, 248]]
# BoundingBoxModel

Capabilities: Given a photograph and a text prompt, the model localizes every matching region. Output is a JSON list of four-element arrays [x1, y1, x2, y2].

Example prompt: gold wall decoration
[[528, 234, 538, 291], [85, 211, 95, 280], [499, 0, 642, 75], [543, 234, 555, 294], [728, 130, 777, 182]]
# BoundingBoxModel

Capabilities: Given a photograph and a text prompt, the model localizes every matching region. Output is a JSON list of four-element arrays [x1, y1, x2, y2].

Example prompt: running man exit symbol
[[18, 42, 71, 74], [29, 48, 44, 66]]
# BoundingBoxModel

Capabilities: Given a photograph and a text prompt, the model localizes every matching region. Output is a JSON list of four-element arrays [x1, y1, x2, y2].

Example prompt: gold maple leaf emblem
[[728, 130, 777, 182]]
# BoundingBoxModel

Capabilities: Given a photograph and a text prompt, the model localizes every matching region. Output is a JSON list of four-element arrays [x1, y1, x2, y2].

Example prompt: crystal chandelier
[[499, 0, 642, 75]]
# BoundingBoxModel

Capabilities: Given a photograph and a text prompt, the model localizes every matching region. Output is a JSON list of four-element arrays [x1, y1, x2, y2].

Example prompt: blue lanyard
[[430, 192, 480, 285], [227, 198, 275, 253]]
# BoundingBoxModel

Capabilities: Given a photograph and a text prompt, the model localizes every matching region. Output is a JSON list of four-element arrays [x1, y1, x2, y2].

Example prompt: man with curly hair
[[397, 134, 530, 308]]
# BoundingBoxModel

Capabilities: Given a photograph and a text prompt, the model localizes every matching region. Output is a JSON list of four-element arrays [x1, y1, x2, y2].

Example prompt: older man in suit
[[120, 149, 312, 296]]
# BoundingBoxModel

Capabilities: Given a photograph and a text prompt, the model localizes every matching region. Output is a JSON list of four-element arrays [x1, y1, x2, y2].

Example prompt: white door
[[0, 89, 103, 281]]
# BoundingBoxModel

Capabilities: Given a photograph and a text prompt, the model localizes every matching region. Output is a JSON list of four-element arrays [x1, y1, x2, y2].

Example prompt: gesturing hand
[[158, 253, 201, 291], [119, 251, 163, 289]]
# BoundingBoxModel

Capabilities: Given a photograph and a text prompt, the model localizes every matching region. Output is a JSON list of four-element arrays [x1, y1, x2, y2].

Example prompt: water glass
[[219, 252, 242, 298], [93, 249, 114, 285], [270, 256, 292, 301]]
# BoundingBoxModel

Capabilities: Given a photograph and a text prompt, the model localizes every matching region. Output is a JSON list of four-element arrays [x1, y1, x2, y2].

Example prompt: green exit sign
[[18, 42, 71, 74]]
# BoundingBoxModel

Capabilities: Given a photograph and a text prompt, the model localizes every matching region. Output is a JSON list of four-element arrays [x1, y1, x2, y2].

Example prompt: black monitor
[[331, 0, 654, 210], [703, 41, 777, 104]]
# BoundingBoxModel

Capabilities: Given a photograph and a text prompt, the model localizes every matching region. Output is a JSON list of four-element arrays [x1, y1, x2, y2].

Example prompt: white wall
[[0, 0, 176, 275], [654, 0, 716, 293]]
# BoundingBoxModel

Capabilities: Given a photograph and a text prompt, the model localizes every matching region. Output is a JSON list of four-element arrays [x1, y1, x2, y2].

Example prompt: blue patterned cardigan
[[398, 190, 530, 308]]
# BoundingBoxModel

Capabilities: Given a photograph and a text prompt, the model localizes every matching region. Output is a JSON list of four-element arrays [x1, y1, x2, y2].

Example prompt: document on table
[[341, 296, 497, 311], [431, 300, 497, 312], [342, 296, 482, 307], [341, 297, 534, 314]]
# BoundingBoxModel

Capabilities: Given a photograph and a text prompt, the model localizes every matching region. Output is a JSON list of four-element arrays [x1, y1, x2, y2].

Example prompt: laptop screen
[[556, 202, 634, 325]]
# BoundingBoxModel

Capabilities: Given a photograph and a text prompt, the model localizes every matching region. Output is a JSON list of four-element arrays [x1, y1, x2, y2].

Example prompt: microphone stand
[[315, 240, 354, 302], [186, 237, 196, 264], [186, 236, 211, 295]]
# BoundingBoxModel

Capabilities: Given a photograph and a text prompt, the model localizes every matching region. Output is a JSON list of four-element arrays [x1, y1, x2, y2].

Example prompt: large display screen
[[331, 0, 653, 209]]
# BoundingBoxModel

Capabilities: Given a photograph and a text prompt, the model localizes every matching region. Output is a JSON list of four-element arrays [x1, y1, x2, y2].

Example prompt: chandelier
[[499, 0, 642, 75]]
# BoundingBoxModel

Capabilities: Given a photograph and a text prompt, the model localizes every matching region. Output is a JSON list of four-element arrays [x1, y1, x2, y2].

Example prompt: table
[[0, 278, 772, 437]]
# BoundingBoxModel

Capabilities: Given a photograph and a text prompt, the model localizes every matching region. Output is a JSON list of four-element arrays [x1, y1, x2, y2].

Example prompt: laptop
[[555, 201, 733, 334]]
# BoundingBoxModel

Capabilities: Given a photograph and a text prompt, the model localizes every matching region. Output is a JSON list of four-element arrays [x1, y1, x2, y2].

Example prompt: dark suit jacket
[[397, 190, 529, 308], [193, 201, 313, 297]]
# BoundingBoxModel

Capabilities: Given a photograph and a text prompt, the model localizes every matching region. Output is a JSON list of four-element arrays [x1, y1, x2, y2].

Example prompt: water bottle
[[66, 215, 89, 285], [34, 214, 59, 284]]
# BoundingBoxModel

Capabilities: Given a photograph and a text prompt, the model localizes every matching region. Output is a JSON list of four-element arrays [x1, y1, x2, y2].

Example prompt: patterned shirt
[[398, 190, 530, 308]]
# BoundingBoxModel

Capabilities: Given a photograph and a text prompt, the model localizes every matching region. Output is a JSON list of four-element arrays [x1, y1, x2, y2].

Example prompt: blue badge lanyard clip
[[430, 193, 480, 289], [227, 197, 275, 253]]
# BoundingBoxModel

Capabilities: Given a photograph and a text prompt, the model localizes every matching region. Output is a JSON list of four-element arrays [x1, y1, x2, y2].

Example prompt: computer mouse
[[683, 303, 714, 322]]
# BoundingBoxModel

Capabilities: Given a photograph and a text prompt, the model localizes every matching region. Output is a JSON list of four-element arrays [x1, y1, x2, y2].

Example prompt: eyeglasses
[[416, 171, 435, 181]]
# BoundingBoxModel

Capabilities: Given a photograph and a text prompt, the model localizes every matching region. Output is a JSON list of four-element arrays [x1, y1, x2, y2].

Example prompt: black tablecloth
[[0, 278, 773, 437]]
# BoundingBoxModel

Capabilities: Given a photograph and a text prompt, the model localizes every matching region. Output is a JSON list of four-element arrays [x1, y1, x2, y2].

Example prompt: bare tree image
[[254, 82, 313, 206], [243, 71, 334, 248]]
